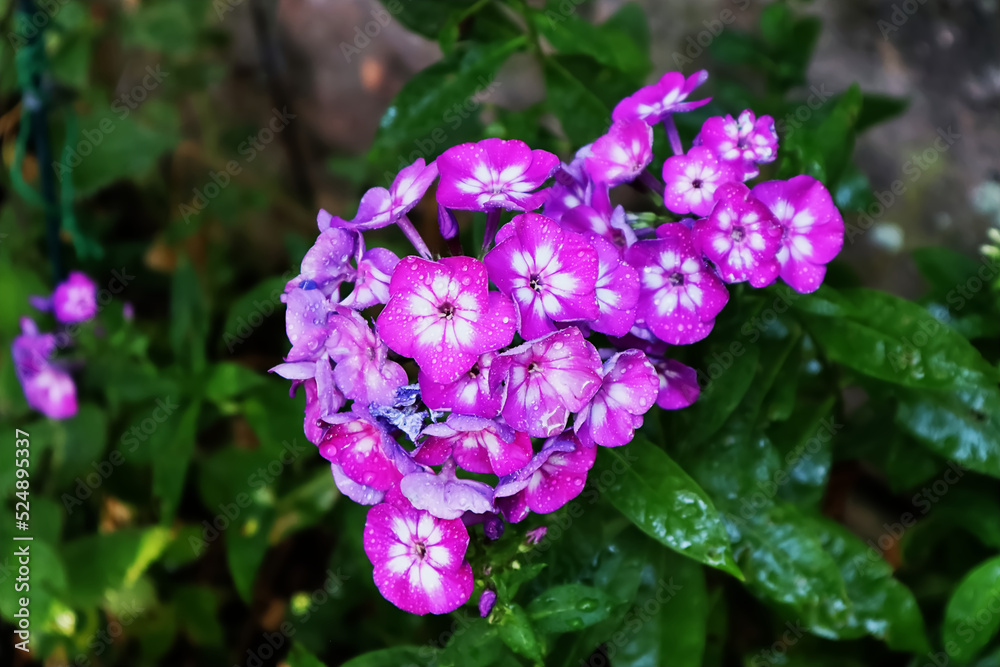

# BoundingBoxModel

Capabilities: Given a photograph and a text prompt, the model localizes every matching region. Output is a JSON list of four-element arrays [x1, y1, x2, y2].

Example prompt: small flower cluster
[[12, 271, 99, 419], [274, 69, 844, 615]]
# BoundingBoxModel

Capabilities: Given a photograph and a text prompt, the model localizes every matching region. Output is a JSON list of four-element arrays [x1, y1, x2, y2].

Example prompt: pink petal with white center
[[662, 146, 740, 218], [492, 328, 603, 437], [319, 418, 403, 491], [585, 120, 654, 186], [612, 70, 711, 125], [400, 465, 496, 520], [751, 175, 844, 294], [418, 351, 501, 418], [342, 247, 400, 309], [325, 309, 407, 406], [484, 213, 599, 340], [560, 204, 637, 250], [625, 224, 729, 345], [391, 159, 439, 215], [574, 350, 658, 448], [378, 256, 516, 384], [589, 235, 639, 337], [654, 358, 701, 410], [692, 182, 782, 287], [436, 139, 558, 212], [364, 500, 473, 615], [496, 433, 596, 515], [331, 462, 385, 505]]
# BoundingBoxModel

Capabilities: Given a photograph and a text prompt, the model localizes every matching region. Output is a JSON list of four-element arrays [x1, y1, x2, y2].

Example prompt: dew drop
[[577, 598, 599, 612]]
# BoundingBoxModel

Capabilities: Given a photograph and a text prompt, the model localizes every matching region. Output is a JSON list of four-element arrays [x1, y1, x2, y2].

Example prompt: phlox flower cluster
[[274, 69, 844, 615], [11, 271, 99, 419]]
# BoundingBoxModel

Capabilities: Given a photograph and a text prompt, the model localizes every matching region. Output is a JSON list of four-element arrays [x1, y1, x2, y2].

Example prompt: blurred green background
[[1, 1, 1000, 666]]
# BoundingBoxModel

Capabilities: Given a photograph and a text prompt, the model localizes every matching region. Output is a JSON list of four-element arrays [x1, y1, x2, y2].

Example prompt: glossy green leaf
[[341, 646, 427, 667], [913, 247, 1000, 340], [435, 617, 505, 667], [219, 275, 288, 354], [543, 56, 612, 147], [528, 584, 615, 634], [204, 362, 265, 404], [856, 93, 909, 133], [531, 4, 649, 77], [942, 555, 1000, 663], [612, 549, 708, 667], [62, 527, 172, 607], [498, 603, 544, 661], [594, 440, 740, 577], [896, 386, 1000, 478], [770, 397, 837, 506], [286, 642, 329, 667], [680, 342, 760, 447]]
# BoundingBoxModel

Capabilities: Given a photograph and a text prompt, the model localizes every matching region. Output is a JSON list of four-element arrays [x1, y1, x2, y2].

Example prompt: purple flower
[[585, 120, 654, 186], [52, 271, 98, 324], [326, 308, 408, 406], [321, 159, 439, 231], [590, 235, 640, 337], [363, 491, 474, 615], [436, 139, 558, 212], [612, 70, 711, 125], [484, 213, 599, 340], [491, 328, 603, 438], [574, 350, 658, 448], [525, 526, 547, 545], [494, 432, 596, 519], [662, 146, 740, 217], [378, 256, 517, 384], [318, 413, 408, 492], [11, 318, 77, 419], [283, 287, 333, 362], [653, 358, 701, 410], [559, 204, 637, 251], [400, 459, 495, 520], [544, 146, 612, 222], [341, 239, 400, 310], [624, 223, 729, 345], [751, 175, 845, 294], [416, 415, 532, 476], [692, 182, 782, 287], [418, 352, 501, 419], [479, 589, 498, 617], [696, 110, 778, 180], [287, 228, 357, 297]]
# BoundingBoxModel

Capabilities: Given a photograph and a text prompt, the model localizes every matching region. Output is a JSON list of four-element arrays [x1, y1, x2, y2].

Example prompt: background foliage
[[1, 1, 999, 666]]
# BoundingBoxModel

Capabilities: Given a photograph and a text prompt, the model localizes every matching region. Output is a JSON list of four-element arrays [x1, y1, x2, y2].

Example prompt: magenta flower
[[11, 318, 77, 419], [400, 459, 495, 520], [51, 271, 98, 324], [418, 352, 501, 419], [752, 175, 845, 294], [544, 146, 612, 222], [653, 358, 701, 410], [341, 238, 400, 310], [491, 328, 603, 438], [559, 204, 636, 250], [283, 287, 333, 362], [494, 432, 596, 519], [479, 590, 497, 617], [416, 415, 532, 476], [436, 139, 558, 212], [590, 235, 640, 337], [318, 413, 409, 492], [585, 120, 654, 186], [696, 110, 778, 180], [287, 228, 357, 297], [662, 146, 740, 217], [378, 256, 516, 384], [484, 213, 599, 340], [363, 492, 474, 615], [326, 308, 408, 406], [612, 70, 711, 125], [574, 350, 658, 448], [321, 159, 439, 231], [692, 182, 782, 287], [624, 223, 729, 345]]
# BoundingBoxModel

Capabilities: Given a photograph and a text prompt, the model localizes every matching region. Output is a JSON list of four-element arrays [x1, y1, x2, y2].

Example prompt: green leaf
[[793, 286, 999, 391], [726, 504, 853, 639], [542, 56, 612, 147], [777, 85, 862, 184], [204, 362, 264, 404], [285, 642, 329, 667], [219, 275, 288, 354], [341, 646, 427, 667], [856, 93, 909, 133], [51, 403, 108, 487], [942, 555, 1000, 663], [811, 517, 929, 652], [152, 402, 201, 521], [498, 603, 544, 661], [62, 527, 173, 607], [368, 38, 525, 176], [896, 386, 1000, 478], [594, 440, 740, 577], [170, 257, 209, 372], [527, 584, 614, 634], [389, 0, 479, 40], [531, 4, 649, 77], [613, 549, 708, 667], [769, 397, 837, 506], [123, 1, 197, 54], [226, 511, 271, 604], [174, 585, 224, 647], [912, 247, 1000, 340], [436, 617, 505, 667], [680, 341, 760, 447]]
